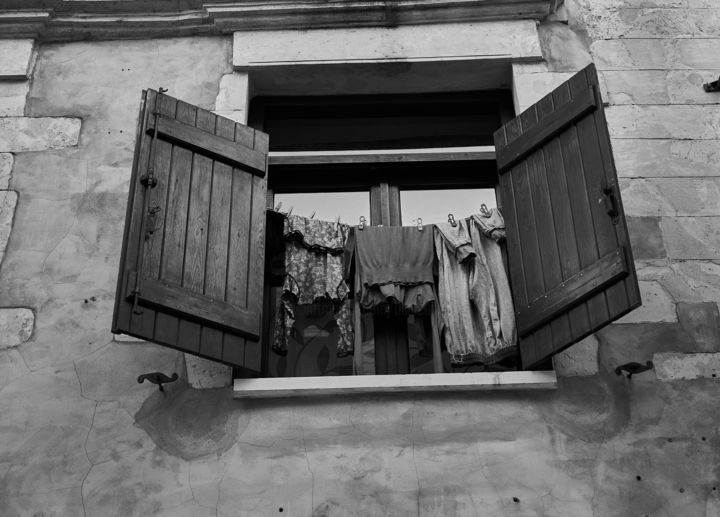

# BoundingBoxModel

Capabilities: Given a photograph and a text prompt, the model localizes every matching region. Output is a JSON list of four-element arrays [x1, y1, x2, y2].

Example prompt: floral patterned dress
[[272, 214, 354, 358]]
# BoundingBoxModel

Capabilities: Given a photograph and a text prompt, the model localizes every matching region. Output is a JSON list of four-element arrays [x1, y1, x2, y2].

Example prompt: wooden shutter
[[112, 89, 269, 374], [494, 64, 641, 369]]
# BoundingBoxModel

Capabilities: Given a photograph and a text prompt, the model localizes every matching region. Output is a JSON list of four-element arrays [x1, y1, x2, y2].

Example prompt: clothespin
[[417, 217, 423, 231], [310, 211, 316, 219], [335, 215, 342, 229], [480, 204, 491, 217], [359, 216, 366, 230], [287, 206, 294, 216], [274, 201, 283, 212], [448, 214, 457, 227]]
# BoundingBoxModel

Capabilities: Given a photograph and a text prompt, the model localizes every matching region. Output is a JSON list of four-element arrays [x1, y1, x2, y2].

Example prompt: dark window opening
[[249, 91, 517, 378]]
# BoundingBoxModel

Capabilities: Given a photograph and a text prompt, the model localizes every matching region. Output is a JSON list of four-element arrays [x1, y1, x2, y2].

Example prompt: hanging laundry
[[434, 210, 516, 366], [345, 225, 437, 313], [271, 213, 354, 358], [472, 208, 506, 242]]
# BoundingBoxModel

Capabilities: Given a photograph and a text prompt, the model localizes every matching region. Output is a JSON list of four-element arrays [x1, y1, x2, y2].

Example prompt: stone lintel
[[185, 354, 232, 389], [0, 307, 34, 350], [0, 117, 81, 153], [0, 39, 36, 80], [233, 21, 543, 70], [654, 353, 720, 381], [553, 335, 599, 377], [0, 190, 18, 266], [0, 153, 12, 190]]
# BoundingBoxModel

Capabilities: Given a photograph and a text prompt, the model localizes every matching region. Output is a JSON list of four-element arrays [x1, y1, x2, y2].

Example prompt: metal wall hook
[[480, 204, 491, 217], [358, 216, 366, 230], [615, 361, 654, 379], [137, 371, 179, 392], [703, 76, 720, 93], [417, 217, 423, 231], [448, 214, 457, 227]]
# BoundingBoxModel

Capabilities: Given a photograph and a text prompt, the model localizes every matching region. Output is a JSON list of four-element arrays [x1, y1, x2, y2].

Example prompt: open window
[[112, 64, 641, 383]]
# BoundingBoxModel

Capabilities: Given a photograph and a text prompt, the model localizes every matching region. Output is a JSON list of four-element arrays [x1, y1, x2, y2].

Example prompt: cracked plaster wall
[[1, 3, 720, 515]]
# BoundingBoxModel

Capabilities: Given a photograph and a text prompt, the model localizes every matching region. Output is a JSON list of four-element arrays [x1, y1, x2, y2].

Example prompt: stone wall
[[1, 2, 720, 515]]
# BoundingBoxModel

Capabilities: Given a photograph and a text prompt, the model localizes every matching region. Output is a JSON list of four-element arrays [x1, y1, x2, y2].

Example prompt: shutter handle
[[602, 180, 620, 224]]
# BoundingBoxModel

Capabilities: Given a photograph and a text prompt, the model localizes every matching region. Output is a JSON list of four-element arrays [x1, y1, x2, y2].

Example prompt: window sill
[[233, 370, 557, 398]]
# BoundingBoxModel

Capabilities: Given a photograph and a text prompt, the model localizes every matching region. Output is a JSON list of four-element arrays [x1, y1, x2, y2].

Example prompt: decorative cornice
[[0, 0, 552, 41]]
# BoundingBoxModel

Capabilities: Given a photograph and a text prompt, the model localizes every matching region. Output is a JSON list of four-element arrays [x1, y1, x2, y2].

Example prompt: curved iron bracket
[[137, 371, 179, 392], [615, 361, 654, 379]]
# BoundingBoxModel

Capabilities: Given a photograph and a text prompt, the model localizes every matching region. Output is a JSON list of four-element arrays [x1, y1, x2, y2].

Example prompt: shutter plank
[[148, 95, 182, 343], [540, 89, 591, 343], [518, 248, 628, 336], [498, 118, 543, 363], [128, 278, 260, 339], [146, 114, 267, 176], [524, 103, 573, 362], [215, 116, 248, 367], [204, 114, 234, 361], [515, 107, 553, 365], [195, 108, 223, 360], [131, 93, 179, 340], [223, 124, 255, 367], [581, 66, 642, 318], [240, 128, 269, 370], [145, 94, 179, 345], [173, 101, 207, 353], [567, 74, 613, 330], [114, 90, 152, 336]]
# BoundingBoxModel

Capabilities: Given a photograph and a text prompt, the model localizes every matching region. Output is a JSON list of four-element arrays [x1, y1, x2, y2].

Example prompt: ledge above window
[[233, 370, 557, 398]]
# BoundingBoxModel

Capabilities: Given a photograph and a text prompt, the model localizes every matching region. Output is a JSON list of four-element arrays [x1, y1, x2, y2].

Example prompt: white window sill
[[233, 370, 557, 398]]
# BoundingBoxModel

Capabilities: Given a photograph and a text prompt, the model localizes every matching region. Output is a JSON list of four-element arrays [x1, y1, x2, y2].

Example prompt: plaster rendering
[[1, 0, 720, 515]]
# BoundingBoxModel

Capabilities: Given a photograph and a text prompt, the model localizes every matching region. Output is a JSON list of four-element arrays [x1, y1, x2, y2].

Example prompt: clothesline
[[271, 203, 499, 233]]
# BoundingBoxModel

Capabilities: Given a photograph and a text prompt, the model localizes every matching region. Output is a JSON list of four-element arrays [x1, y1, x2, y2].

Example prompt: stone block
[[0, 80, 29, 116], [0, 307, 34, 350], [0, 153, 12, 190], [607, 105, 720, 140], [654, 352, 720, 381], [620, 178, 720, 217], [233, 22, 542, 68], [537, 21, 593, 72], [616, 280, 677, 323], [0, 39, 35, 79], [626, 216, 666, 259], [553, 335, 599, 377], [592, 39, 720, 71], [612, 139, 720, 178], [0, 348, 30, 391], [597, 323, 696, 375], [661, 217, 720, 259], [0, 190, 18, 265], [598, 8, 720, 39], [635, 260, 720, 304], [0, 117, 81, 152], [677, 302, 720, 353], [185, 354, 232, 389], [215, 72, 249, 112], [512, 70, 574, 114], [603, 70, 720, 105]]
